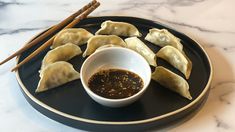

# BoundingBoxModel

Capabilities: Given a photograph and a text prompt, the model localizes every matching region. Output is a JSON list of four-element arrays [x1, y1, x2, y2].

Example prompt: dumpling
[[36, 61, 80, 93], [41, 43, 82, 69], [96, 44, 123, 51], [51, 28, 93, 49], [156, 46, 192, 79], [145, 28, 183, 51], [151, 66, 192, 100], [83, 35, 126, 57], [95, 20, 142, 37], [125, 37, 157, 67]]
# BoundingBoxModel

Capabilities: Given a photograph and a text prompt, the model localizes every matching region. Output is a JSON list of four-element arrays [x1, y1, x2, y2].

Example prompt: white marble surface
[[0, 0, 235, 131]]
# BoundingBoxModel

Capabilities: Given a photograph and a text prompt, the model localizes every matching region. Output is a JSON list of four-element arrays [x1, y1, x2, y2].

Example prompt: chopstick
[[11, 1, 100, 72], [0, 0, 97, 66]]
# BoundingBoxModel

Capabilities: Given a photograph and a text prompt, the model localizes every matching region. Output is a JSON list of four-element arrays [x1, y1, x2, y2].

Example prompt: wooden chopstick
[[0, 0, 97, 65], [11, 1, 100, 72]]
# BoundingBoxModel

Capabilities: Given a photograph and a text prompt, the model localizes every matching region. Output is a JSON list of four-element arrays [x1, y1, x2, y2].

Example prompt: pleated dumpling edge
[[95, 20, 142, 37]]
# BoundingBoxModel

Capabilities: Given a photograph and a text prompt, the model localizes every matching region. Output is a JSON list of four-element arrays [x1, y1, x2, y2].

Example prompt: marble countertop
[[0, 0, 235, 131]]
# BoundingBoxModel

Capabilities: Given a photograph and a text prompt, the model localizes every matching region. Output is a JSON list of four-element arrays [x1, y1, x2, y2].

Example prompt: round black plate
[[16, 16, 212, 131]]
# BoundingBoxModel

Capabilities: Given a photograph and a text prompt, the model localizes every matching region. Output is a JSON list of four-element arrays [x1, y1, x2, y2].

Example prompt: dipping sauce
[[88, 69, 144, 99]]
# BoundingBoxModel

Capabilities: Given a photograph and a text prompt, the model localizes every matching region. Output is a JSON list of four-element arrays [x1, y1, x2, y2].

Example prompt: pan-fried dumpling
[[95, 20, 141, 37], [51, 28, 93, 49], [36, 61, 80, 93], [96, 44, 123, 51], [125, 37, 157, 67], [145, 28, 183, 51], [152, 66, 192, 100], [83, 35, 126, 57], [156, 46, 192, 79], [41, 43, 82, 69]]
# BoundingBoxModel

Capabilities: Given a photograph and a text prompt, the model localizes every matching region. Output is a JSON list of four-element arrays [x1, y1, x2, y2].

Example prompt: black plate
[[16, 16, 212, 131]]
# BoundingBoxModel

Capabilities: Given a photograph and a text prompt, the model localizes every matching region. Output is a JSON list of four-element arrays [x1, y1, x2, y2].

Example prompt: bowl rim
[[80, 47, 152, 102]]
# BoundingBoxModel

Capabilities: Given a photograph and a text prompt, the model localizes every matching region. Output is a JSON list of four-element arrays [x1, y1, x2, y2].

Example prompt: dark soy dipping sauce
[[88, 69, 144, 99]]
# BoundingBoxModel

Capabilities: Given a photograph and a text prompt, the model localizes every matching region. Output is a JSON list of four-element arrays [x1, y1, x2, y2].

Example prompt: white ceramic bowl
[[80, 47, 151, 107]]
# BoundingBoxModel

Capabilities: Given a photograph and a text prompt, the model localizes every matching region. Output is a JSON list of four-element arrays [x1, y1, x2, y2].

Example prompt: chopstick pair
[[0, 0, 100, 71]]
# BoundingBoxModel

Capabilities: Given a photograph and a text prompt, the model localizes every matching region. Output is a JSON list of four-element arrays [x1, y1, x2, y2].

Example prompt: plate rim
[[15, 16, 213, 125]]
